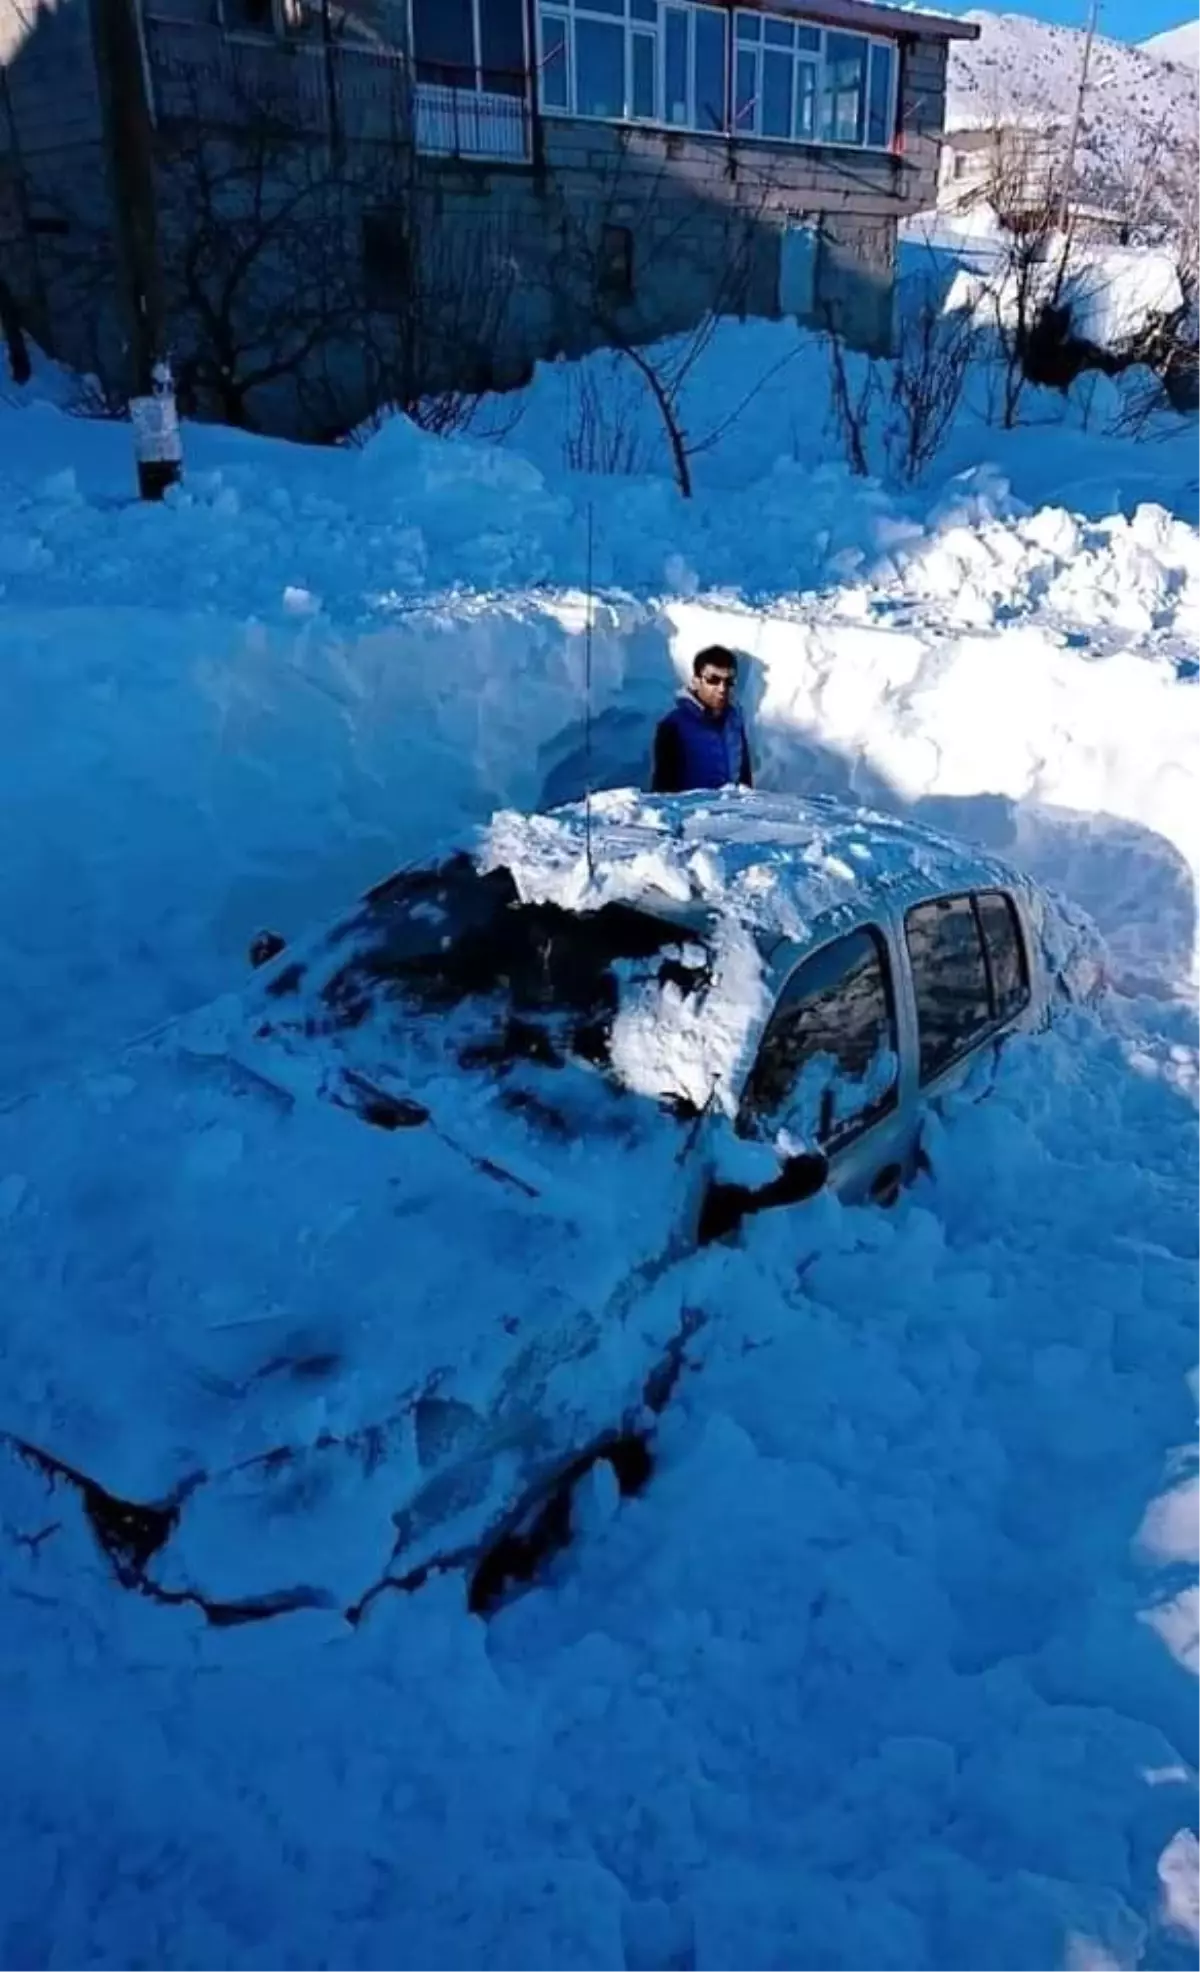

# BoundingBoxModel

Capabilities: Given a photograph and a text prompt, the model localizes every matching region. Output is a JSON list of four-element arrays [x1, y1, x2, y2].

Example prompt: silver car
[[0, 791, 1104, 1621]]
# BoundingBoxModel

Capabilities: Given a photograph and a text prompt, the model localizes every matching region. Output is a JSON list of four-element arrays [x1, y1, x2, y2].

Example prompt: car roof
[[480, 788, 1026, 959]]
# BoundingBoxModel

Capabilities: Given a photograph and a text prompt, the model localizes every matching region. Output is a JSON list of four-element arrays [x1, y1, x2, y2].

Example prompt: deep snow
[[0, 321, 1196, 1971]]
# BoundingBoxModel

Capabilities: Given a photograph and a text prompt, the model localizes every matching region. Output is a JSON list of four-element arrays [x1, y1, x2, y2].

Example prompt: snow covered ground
[[0, 326, 1196, 1970]]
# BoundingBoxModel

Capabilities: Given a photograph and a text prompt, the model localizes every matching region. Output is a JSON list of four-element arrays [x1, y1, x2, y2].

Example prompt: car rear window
[[256, 852, 715, 1093], [740, 924, 899, 1153], [905, 889, 1029, 1083]]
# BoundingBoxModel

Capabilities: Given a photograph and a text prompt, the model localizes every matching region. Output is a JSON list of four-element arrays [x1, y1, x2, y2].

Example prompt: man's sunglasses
[[699, 671, 735, 690]]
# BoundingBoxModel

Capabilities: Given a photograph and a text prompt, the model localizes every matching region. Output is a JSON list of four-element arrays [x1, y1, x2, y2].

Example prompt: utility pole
[[1058, 0, 1100, 235], [90, 0, 182, 495], [89, 0, 164, 395]]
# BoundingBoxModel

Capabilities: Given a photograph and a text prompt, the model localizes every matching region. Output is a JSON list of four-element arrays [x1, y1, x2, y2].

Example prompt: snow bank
[[1062, 248, 1186, 354], [0, 340, 1195, 1100]]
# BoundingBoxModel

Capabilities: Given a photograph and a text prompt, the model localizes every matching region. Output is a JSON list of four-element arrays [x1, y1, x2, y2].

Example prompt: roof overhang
[[738, 0, 981, 40]]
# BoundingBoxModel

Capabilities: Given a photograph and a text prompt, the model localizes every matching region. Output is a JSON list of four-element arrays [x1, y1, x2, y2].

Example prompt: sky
[[944, 0, 1191, 42]]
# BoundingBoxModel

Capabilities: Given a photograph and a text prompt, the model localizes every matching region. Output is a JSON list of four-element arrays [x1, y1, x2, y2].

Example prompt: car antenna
[[583, 498, 596, 880]]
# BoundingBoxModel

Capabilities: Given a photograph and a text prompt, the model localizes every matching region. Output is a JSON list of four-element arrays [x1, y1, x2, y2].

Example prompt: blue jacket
[[651, 692, 753, 794]]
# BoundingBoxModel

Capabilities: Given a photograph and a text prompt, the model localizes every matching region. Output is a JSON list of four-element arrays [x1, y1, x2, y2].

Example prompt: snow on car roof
[[480, 787, 1017, 955]]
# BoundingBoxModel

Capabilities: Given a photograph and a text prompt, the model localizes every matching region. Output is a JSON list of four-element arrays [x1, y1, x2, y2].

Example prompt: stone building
[[1, 0, 978, 434]]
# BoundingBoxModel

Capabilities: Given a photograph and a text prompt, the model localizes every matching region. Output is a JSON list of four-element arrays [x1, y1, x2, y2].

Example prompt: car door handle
[[869, 1162, 903, 1208]]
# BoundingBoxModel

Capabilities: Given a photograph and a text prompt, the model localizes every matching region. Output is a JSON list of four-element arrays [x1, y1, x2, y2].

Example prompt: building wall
[[422, 28, 946, 378], [2, 0, 955, 429], [0, 0, 128, 374]]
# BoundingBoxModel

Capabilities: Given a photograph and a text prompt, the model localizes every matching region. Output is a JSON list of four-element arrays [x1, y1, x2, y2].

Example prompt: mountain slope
[[1143, 21, 1200, 70], [947, 10, 1197, 228]]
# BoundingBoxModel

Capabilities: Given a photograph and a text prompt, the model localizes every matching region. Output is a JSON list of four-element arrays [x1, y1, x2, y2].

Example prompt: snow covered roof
[[481, 788, 1017, 955]]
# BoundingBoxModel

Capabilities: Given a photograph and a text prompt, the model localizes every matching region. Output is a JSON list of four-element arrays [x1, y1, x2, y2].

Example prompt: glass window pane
[[665, 6, 689, 122], [631, 0, 658, 18], [735, 9, 761, 41], [632, 29, 656, 115], [741, 926, 898, 1153], [905, 895, 994, 1082], [576, 16, 625, 117], [582, 0, 624, 12], [694, 7, 727, 129], [761, 48, 792, 136], [480, 0, 525, 94], [540, 11, 569, 107], [412, 0, 475, 85], [795, 23, 820, 50], [735, 47, 756, 129], [763, 15, 793, 45], [867, 40, 894, 146], [821, 29, 866, 144], [976, 891, 1029, 1023], [795, 56, 816, 137]]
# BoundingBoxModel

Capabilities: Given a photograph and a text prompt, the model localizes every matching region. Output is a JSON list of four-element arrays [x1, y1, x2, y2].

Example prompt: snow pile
[[942, 242, 1186, 366], [1061, 248, 1186, 353], [0, 980, 1194, 1972]]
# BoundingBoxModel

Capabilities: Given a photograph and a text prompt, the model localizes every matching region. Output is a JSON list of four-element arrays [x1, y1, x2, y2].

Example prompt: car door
[[901, 887, 1033, 1120], [735, 919, 919, 1209]]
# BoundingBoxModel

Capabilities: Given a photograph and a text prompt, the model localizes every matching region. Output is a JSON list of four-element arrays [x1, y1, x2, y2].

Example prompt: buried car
[[0, 790, 1104, 1620]]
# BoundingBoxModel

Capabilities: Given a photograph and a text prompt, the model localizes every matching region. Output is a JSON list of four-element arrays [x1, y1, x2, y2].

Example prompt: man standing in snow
[[651, 646, 753, 795]]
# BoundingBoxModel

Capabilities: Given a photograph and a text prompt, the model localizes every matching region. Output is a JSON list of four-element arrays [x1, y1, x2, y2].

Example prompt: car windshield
[[254, 853, 715, 1105]]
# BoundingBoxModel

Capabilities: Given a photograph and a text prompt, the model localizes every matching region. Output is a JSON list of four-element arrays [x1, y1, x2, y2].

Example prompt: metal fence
[[143, 19, 532, 159], [413, 80, 530, 162], [143, 17, 410, 140]]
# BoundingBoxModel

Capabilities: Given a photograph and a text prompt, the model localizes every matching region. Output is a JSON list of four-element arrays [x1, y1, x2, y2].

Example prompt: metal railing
[[413, 79, 530, 162], [142, 16, 411, 139], [141, 18, 533, 160]]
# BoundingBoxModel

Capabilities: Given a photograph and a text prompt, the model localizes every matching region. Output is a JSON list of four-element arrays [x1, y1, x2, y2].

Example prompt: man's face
[[693, 662, 736, 715]]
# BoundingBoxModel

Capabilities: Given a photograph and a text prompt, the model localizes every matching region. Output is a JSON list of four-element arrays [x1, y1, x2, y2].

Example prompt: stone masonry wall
[[422, 52, 947, 380], [0, 0, 127, 375]]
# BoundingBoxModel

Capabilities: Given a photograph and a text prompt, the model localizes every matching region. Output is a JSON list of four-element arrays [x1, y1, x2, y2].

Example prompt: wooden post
[[88, 0, 164, 395]]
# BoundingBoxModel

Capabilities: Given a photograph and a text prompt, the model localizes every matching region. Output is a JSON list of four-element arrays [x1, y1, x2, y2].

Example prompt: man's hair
[[692, 644, 737, 677]]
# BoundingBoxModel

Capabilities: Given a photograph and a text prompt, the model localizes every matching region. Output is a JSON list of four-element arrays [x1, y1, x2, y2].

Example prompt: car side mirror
[[697, 1149, 828, 1246]]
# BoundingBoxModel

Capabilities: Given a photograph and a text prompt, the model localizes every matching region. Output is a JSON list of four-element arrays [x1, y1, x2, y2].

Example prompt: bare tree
[[969, 120, 1075, 428], [139, 53, 521, 439], [825, 314, 878, 477], [824, 258, 979, 485], [536, 142, 802, 497], [885, 271, 981, 480]]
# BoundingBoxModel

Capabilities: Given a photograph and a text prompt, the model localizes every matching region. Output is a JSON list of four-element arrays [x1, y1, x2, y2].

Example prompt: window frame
[[407, 0, 530, 95], [534, 0, 900, 153], [739, 920, 901, 1158], [904, 887, 1031, 1089]]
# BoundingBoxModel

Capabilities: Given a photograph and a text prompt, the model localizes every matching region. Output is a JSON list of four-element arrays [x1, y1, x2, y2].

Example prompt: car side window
[[976, 889, 1030, 1023], [905, 889, 1029, 1084], [740, 925, 899, 1154]]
